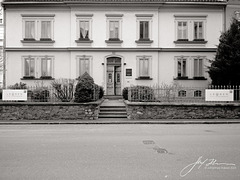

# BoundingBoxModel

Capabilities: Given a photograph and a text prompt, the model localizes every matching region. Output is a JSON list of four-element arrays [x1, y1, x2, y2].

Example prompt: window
[[140, 21, 149, 40], [24, 56, 35, 78], [105, 14, 123, 43], [194, 22, 203, 40], [22, 56, 54, 79], [79, 21, 90, 40], [177, 57, 188, 78], [109, 21, 119, 40], [77, 56, 92, 77], [75, 14, 93, 44], [136, 56, 152, 79], [177, 21, 188, 40], [41, 57, 52, 78], [194, 57, 203, 77], [22, 15, 54, 42], [178, 90, 186, 97], [135, 14, 153, 43], [194, 90, 202, 97], [174, 15, 207, 43]]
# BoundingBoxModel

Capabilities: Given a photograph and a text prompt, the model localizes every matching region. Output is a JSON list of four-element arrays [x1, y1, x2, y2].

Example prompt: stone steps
[[98, 100, 127, 118]]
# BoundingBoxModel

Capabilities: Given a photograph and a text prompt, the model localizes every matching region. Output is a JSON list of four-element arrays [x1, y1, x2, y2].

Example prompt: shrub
[[128, 85, 155, 102], [30, 88, 50, 102], [74, 72, 95, 102], [99, 86, 104, 99], [0, 89, 2, 100], [122, 87, 129, 100], [8, 82, 27, 89], [51, 79, 75, 102]]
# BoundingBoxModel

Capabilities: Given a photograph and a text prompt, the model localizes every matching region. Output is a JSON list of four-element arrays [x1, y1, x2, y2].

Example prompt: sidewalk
[[0, 118, 240, 125]]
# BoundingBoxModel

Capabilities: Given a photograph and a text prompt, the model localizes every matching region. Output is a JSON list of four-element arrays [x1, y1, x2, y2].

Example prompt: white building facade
[[2, 0, 227, 95]]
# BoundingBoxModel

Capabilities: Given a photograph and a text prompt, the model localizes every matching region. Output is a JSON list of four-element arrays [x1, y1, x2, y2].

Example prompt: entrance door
[[106, 57, 121, 95]]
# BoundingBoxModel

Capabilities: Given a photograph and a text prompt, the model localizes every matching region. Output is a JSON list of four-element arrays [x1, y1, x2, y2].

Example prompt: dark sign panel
[[126, 69, 132, 76]]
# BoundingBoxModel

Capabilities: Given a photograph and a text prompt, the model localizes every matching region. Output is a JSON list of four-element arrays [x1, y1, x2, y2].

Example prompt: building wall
[[4, 2, 226, 92]]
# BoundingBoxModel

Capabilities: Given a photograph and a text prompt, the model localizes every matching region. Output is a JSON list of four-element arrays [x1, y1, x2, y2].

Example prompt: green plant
[[51, 79, 75, 102], [74, 72, 95, 102], [129, 85, 155, 102], [30, 88, 50, 102], [99, 86, 104, 99], [0, 89, 2, 100], [8, 82, 27, 89]]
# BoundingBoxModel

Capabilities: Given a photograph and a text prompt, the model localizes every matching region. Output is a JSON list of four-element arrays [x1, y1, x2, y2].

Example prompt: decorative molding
[[75, 14, 93, 17], [105, 14, 123, 17], [135, 14, 153, 17], [21, 14, 55, 17]]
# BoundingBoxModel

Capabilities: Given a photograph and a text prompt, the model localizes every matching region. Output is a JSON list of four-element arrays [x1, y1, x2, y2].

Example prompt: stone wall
[[125, 101, 240, 119], [0, 101, 102, 120]]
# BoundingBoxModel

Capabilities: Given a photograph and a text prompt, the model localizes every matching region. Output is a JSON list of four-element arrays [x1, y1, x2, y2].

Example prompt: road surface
[[0, 124, 239, 180]]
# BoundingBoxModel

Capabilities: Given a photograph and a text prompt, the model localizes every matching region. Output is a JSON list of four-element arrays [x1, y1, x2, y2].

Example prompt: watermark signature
[[180, 156, 236, 177]]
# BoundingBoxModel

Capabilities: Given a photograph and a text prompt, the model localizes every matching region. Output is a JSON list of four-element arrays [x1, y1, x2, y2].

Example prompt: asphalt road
[[0, 124, 239, 180]]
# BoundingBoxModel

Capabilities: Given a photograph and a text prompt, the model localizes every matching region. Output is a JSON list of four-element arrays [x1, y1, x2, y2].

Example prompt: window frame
[[22, 15, 54, 42], [76, 55, 93, 78], [76, 14, 93, 42], [175, 56, 189, 79], [22, 55, 54, 79], [135, 14, 153, 43], [136, 56, 152, 80], [105, 14, 123, 43], [174, 15, 207, 43]]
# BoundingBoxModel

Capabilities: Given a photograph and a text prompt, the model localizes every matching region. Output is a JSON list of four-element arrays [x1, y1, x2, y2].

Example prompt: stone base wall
[[0, 101, 102, 120], [125, 101, 240, 119]]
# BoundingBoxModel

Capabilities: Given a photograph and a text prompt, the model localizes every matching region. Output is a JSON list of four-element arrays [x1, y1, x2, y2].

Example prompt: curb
[[0, 120, 240, 125]]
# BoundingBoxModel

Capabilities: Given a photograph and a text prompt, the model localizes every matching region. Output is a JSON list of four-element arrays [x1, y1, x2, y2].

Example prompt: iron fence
[[128, 85, 240, 103]]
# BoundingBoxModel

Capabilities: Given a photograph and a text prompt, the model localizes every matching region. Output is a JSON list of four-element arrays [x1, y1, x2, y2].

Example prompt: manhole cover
[[143, 140, 155, 145], [153, 146, 168, 154]]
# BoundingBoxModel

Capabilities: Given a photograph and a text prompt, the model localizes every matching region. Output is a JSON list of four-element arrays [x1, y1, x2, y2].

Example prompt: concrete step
[[104, 95, 123, 100], [99, 112, 127, 115], [100, 108, 126, 112], [98, 114, 127, 118]]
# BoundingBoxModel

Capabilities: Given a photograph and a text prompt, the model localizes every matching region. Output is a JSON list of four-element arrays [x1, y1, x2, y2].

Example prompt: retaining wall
[[125, 101, 240, 119], [0, 101, 102, 120]]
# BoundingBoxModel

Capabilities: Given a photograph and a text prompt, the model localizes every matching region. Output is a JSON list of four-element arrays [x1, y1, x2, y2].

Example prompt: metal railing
[[128, 85, 240, 103]]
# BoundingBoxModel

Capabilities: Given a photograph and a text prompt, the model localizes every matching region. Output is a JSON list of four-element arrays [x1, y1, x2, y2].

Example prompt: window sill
[[135, 76, 153, 80], [105, 40, 123, 43], [21, 39, 55, 46], [174, 77, 207, 80], [21, 77, 54, 80], [75, 39, 93, 43], [174, 40, 208, 44], [135, 40, 153, 44]]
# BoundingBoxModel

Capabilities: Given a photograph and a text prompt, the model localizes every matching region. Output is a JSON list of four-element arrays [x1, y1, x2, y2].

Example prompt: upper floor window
[[105, 14, 123, 44], [76, 14, 93, 43], [22, 14, 55, 42], [135, 14, 153, 44], [174, 15, 207, 43]]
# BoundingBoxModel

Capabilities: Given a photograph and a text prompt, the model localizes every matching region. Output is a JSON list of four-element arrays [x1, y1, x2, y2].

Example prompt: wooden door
[[107, 65, 114, 95], [115, 66, 121, 95]]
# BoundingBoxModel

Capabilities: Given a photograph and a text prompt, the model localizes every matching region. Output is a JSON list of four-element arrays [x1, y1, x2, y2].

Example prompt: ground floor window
[[136, 56, 152, 79], [23, 55, 54, 79], [77, 55, 92, 78]]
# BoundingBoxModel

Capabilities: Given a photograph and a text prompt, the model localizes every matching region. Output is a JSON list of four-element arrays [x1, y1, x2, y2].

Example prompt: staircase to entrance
[[98, 96, 127, 118]]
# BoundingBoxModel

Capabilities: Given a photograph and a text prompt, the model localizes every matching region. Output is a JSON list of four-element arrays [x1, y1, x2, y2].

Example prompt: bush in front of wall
[[30, 88, 50, 102], [51, 79, 75, 102], [0, 89, 2, 100], [8, 82, 27, 89], [74, 72, 95, 103], [99, 86, 104, 99]]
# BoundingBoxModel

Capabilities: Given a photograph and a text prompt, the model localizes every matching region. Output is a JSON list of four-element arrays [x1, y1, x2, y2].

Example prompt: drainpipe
[[2, 4, 6, 89]]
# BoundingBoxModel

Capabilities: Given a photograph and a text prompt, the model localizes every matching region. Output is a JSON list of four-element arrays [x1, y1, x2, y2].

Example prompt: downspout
[[2, 4, 6, 89]]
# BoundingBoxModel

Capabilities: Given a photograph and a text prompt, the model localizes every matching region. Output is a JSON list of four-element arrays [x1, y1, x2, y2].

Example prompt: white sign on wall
[[3, 90, 28, 101], [205, 89, 234, 101]]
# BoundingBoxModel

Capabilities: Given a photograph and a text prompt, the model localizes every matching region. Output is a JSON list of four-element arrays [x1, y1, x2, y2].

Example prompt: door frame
[[104, 54, 124, 95]]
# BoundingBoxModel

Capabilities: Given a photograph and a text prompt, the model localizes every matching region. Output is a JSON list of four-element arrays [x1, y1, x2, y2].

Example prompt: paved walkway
[[100, 99, 125, 107]]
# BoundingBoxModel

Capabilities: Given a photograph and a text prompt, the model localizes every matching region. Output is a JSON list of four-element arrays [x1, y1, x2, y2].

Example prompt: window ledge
[[75, 40, 93, 43], [21, 40, 55, 46], [174, 77, 207, 80], [105, 40, 123, 43], [135, 76, 153, 80], [174, 40, 208, 44], [21, 77, 55, 80], [135, 40, 153, 44]]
